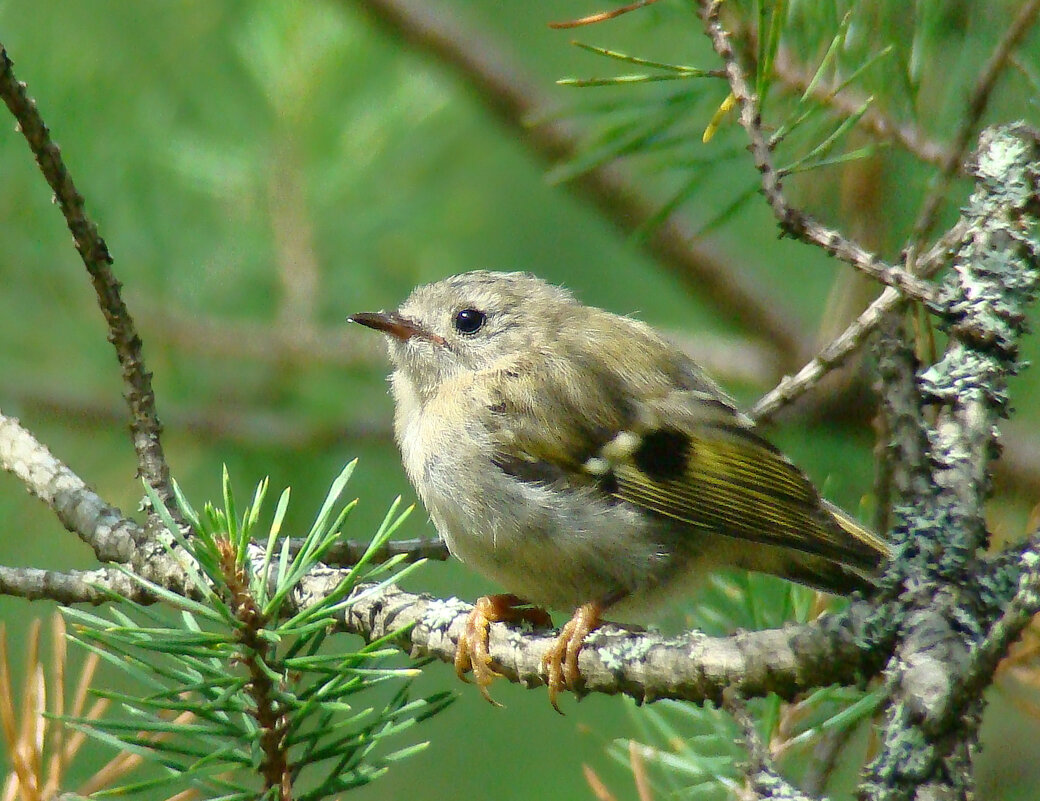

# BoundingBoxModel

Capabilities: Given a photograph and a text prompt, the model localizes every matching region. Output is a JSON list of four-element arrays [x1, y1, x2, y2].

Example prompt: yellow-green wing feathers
[[605, 423, 887, 570]]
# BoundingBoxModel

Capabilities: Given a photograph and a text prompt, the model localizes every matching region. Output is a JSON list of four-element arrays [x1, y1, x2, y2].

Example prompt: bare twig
[[354, 0, 809, 368], [750, 219, 967, 422], [723, 691, 814, 801], [697, 1, 940, 309], [0, 43, 173, 510]]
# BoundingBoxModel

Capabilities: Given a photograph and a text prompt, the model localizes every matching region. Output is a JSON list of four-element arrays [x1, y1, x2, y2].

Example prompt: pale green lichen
[[422, 596, 471, 628]]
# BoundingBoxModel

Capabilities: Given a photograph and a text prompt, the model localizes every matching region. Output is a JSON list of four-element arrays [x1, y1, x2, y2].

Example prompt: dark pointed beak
[[348, 312, 446, 346]]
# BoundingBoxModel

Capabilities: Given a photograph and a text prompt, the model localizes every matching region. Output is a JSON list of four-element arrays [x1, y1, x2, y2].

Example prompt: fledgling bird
[[350, 271, 888, 710]]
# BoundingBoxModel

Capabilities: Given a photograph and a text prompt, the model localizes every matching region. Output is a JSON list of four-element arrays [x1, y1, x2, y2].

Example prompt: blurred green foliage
[[2, 0, 1040, 799]]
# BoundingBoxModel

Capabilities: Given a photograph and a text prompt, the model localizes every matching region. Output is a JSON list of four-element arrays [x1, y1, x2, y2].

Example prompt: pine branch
[[697, 1, 941, 308]]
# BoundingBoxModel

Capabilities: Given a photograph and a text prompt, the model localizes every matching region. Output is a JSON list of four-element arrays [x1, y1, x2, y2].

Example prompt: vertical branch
[[0, 44, 174, 512], [871, 304, 927, 538], [863, 125, 1040, 801]]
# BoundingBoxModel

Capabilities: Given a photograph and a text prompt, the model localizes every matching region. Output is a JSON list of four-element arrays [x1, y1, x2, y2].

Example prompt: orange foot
[[455, 594, 553, 705], [542, 601, 603, 714]]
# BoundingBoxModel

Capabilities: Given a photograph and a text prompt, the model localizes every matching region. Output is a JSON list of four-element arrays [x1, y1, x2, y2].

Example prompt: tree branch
[[697, 1, 941, 309], [329, 583, 892, 706], [863, 123, 1040, 801], [0, 565, 148, 605], [0, 42, 174, 511]]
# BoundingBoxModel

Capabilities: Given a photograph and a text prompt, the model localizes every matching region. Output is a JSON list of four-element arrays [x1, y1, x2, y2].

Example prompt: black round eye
[[454, 308, 486, 334]]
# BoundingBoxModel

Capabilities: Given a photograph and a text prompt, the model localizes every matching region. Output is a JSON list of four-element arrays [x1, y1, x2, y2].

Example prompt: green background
[[1, 1, 1039, 798]]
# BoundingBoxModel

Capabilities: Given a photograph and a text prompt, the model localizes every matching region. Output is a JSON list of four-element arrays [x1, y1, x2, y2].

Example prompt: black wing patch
[[609, 423, 883, 570]]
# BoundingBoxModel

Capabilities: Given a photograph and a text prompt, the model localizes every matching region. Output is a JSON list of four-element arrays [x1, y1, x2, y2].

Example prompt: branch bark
[[862, 124, 1040, 801]]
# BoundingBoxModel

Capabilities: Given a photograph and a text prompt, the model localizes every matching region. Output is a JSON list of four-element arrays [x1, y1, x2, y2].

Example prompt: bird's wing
[[483, 350, 886, 571], [603, 420, 887, 569]]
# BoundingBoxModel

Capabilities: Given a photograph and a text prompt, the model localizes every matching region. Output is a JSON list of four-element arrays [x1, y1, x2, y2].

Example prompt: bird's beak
[[348, 311, 446, 346]]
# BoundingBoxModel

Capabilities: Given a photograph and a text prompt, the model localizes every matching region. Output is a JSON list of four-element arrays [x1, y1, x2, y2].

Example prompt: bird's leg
[[541, 600, 604, 714], [455, 593, 553, 705]]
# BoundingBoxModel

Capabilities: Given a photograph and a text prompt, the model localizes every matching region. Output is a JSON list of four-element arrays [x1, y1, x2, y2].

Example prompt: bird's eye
[[454, 308, 486, 334]]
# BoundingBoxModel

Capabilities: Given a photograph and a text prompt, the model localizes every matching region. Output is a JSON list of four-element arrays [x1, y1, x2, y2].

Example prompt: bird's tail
[[822, 500, 890, 564]]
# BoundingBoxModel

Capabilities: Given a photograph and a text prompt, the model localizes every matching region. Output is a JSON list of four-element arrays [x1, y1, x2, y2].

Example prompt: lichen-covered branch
[[326, 583, 892, 706], [863, 124, 1040, 801]]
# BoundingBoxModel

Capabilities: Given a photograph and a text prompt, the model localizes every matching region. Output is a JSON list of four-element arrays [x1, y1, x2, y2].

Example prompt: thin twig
[[294, 536, 448, 566], [354, 0, 809, 368], [697, 1, 940, 309], [750, 219, 967, 422], [723, 690, 814, 801], [908, 0, 1040, 248], [0, 43, 174, 511]]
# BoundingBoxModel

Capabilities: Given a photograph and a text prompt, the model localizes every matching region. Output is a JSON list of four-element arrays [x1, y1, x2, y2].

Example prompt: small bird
[[350, 271, 888, 710]]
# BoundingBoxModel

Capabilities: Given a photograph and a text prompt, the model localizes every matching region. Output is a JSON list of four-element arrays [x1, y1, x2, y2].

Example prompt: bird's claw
[[454, 594, 552, 706], [541, 601, 602, 714]]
